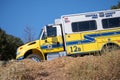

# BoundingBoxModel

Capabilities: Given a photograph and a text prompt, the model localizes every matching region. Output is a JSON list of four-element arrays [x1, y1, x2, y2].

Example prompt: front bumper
[[17, 56, 24, 60], [16, 51, 24, 60]]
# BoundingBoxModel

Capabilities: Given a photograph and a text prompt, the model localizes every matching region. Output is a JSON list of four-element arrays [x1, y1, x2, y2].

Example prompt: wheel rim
[[30, 56, 41, 62]]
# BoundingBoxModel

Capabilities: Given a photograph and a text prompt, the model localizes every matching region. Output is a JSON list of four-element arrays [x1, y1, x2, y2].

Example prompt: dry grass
[[69, 50, 120, 80], [0, 50, 120, 80]]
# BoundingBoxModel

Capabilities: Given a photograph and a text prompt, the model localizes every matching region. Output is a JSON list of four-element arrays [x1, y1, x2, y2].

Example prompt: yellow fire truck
[[16, 9, 120, 62]]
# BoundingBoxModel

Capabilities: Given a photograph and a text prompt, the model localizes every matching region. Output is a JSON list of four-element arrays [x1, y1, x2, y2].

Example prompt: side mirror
[[44, 32, 48, 43], [45, 39, 47, 43]]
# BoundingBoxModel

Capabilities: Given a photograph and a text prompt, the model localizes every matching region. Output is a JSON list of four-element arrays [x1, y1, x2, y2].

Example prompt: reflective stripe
[[41, 31, 120, 49]]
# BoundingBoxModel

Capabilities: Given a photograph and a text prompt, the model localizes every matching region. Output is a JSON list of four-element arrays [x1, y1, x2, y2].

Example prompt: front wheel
[[27, 54, 41, 62]]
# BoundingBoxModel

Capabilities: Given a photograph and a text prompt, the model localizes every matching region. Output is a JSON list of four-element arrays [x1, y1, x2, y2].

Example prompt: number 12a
[[70, 46, 81, 52]]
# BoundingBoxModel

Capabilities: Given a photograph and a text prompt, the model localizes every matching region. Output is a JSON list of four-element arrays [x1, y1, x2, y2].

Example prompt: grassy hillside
[[0, 50, 120, 80]]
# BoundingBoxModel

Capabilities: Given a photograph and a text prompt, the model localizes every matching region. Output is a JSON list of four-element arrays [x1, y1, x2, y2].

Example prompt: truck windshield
[[39, 29, 46, 40], [47, 26, 57, 37]]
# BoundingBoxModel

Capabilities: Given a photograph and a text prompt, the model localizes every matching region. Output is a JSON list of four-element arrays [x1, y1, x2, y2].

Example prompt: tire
[[102, 44, 119, 54], [27, 54, 41, 62]]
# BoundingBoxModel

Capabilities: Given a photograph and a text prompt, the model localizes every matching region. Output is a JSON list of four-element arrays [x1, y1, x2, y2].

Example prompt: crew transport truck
[[16, 9, 120, 62]]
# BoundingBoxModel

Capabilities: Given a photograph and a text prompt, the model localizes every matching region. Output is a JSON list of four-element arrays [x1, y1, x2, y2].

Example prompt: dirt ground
[[0, 51, 120, 80]]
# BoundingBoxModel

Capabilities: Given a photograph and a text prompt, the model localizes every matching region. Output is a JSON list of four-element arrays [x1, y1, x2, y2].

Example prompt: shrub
[[0, 28, 23, 60]]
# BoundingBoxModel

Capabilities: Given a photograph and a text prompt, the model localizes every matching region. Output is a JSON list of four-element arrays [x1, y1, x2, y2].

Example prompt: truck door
[[40, 25, 64, 53]]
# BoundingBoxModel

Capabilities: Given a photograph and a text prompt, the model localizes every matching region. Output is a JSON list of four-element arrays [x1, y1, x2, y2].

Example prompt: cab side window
[[47, 26, 57, 37]]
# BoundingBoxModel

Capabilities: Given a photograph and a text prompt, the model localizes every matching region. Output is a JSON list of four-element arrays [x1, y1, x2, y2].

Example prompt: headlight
[[16, 52, 20, 55], [16, 48, 20, 55]]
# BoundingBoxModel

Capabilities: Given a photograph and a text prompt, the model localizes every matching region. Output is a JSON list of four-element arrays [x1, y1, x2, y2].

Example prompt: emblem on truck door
[[47, 45, 52, 49]]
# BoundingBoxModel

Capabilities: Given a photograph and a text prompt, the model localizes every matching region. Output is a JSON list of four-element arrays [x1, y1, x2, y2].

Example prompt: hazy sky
[[0, 0, 119, 41]]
